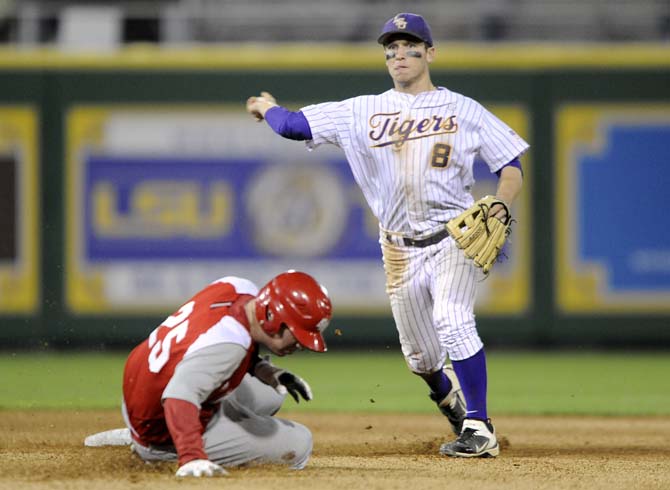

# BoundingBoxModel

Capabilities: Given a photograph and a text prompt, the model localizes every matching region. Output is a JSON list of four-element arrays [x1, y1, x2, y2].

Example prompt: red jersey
[[123, 277, 259, 446]]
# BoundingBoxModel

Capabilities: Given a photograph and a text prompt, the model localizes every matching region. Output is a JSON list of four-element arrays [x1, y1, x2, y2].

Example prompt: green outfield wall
[[0, 44, 668, 349]]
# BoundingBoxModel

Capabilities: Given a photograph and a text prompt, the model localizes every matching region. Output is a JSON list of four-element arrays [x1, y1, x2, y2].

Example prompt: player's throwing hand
[[246, 91, 277, 121]]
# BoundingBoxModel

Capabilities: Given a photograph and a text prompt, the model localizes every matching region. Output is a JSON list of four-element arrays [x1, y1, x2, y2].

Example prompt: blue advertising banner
[[556, 104, 670, 313], [66, 106, 386, 313], [83, 156, 379, 261]]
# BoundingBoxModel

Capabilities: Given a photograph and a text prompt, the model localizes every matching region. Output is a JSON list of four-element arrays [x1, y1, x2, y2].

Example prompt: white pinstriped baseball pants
[[381, 232, 484, 373]]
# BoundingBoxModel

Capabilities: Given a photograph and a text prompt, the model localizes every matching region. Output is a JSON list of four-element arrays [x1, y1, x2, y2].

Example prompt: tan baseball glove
[[446, 196, 513, 275]]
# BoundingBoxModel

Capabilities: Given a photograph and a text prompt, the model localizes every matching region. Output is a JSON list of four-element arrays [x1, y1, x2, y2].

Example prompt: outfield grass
[[1, 350, 668, 415]]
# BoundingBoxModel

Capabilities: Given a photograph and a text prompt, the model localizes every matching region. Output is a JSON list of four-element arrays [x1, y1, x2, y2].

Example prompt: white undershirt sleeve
[[162, 343, 248, 407]]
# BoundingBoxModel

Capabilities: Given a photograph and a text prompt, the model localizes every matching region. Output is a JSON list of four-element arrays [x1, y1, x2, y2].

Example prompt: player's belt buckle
[[402, 228, 449, 248]]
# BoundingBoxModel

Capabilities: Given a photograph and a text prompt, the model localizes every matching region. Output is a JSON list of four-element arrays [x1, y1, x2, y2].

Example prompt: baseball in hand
[[246, 96, 265, 121], [246, 91, 277, 121]]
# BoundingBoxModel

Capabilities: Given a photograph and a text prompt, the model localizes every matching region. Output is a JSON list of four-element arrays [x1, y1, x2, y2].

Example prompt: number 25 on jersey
[[147, 301, 194, 373]]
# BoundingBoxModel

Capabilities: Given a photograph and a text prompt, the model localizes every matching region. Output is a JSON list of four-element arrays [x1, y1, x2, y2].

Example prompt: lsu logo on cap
[[392, 15, 407, 29]]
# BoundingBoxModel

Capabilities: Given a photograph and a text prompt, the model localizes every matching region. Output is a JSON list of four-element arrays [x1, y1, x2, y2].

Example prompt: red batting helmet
[[255, 271, 332, 352]]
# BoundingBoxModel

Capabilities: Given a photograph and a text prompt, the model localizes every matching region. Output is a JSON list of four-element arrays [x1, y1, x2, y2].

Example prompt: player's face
[[265, 325, 302, 356], [384, 38, 434, 86]]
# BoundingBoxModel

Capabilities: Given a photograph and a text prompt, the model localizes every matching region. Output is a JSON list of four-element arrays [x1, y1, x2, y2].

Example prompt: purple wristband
[[495, 157, 523, 178]]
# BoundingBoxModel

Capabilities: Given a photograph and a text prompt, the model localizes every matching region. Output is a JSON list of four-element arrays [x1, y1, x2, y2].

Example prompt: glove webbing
[[469, 200, 514, 273], [479, 200, 512, 233]]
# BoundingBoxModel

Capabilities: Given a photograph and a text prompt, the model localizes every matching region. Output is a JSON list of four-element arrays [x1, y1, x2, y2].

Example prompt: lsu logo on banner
[[84, 157, 238, 259]]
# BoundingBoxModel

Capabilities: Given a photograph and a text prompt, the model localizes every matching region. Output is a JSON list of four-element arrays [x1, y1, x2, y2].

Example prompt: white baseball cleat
[[439, 418, 500, 458], [84, 428, 132, 447]]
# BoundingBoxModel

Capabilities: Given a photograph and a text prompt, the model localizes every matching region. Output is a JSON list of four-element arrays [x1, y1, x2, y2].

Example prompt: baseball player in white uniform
[[247, 12, 528, 458]]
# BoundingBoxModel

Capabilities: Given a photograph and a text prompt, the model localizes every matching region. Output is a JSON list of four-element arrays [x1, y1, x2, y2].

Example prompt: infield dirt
[[1, 410, 669, 490]]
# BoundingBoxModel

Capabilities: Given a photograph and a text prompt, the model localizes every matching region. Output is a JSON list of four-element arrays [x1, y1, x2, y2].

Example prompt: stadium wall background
[[0, 44, 668, 349]]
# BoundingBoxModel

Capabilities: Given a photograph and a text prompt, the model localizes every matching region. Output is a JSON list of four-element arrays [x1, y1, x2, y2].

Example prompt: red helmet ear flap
[[254, 291, 282, 335], [255, 271, 332, 352]]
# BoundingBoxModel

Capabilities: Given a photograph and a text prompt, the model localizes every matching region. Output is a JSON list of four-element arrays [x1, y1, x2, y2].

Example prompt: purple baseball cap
[[377, 13, 434, 47]]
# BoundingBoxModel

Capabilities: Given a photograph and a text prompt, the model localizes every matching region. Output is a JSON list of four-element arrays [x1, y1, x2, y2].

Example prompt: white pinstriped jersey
[[301, 87, 529, 237]]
